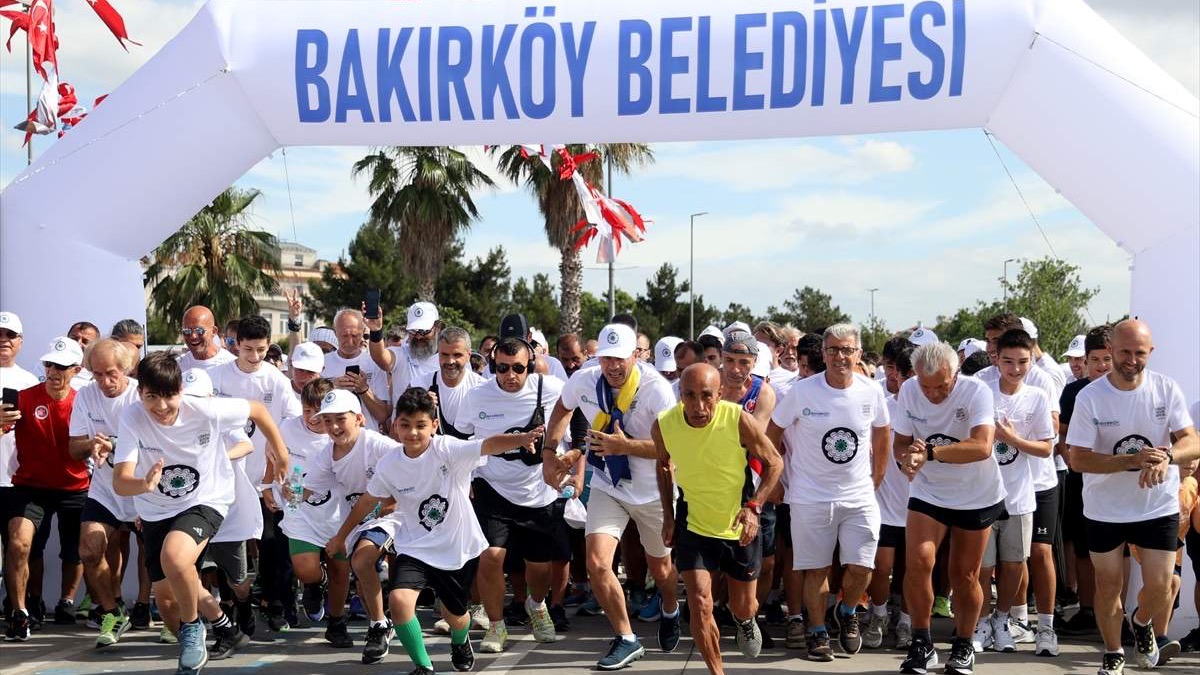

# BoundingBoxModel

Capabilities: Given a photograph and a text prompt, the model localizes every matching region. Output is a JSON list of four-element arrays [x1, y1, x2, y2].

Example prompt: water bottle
[[287, 466, 304, 511], [560, 484, 576, 500]]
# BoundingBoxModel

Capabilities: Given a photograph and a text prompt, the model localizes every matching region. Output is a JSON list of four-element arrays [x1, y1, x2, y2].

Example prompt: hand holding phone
[[364, 288, 381, 320], [345, 365, 361, 376]]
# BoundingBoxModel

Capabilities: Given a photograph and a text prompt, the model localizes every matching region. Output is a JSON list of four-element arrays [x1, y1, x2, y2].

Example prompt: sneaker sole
[[1157, 642, 1180, 665], [945, 666, 974, 675], [1035, 647, 1059, 657], [637, 613, 661, 623], [479, 643, 505, 654], [596, 645, 646, 670], [362, 646, 389, 664]]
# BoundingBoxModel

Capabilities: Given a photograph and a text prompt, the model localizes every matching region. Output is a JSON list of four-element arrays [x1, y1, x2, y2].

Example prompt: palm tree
[[491, 144, 653, 335], [144, 187, 281, 328], [352, 146, 496, 301]]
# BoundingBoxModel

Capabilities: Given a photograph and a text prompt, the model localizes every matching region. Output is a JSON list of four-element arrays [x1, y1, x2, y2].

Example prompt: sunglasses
[[408, 329, 433, 339], [181, 327, 208, 336], [42, 361, 73, 371], [0, 329, 20, 340], [494, 362, 528, 375]]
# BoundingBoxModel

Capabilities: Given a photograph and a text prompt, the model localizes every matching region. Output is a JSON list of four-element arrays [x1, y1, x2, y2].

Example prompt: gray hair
[[438, 326, 472, 347], [110, 318, 144, 339], [912, 342, 959, 377], [823, 323, 861, 347], [333, 308, 364, 328]]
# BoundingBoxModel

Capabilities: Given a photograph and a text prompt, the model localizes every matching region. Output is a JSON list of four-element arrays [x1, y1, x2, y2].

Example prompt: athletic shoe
[[451, 639, 475, 671], [576, 593, 604, 617], [325, 615, 354, 648], [658, 610, 681, 652], [1179, 627, 1200, 652], [1010, 619, 1035, 644], [785, 618, 807, 649], [563, 587, 588, 607], [527, 601, 556, 643], [806, 631, 834, 662], [54, 599, 77, 625], [130, 601, 153, 630], [505, 599, 529, 627], [713, 604, 736, 629], [864, 612, 889, 649], [1034, 624, 1059, 657], [736, 617, 762, 657], [480, 620, 507, 653], [266, 606, 290, 632], [899, 636, 938, 674], [837, 605, 863, 654], [347, 595, 367, 621], [945, 637, 975, 675], [991, 614, 1016, 653], [895, 621, 914, 650], [362, 621, 392, 664], [76, 594, 94, 619], [302, 582, 326, 623], [235, 598, 256, 638], [1155, 635, 1181, 666], [434, 617, 452, 635], [932, 596, 954, 619], [637, 591, 662, 622], [764, 600, 787, 626], [628, 590, 647, 616], [159, 626, 178, 644], [597, 636, 646, 670], [971, 617, 994, 652], [549, 604, 570, 632], [1058, 607, 1097, 635], [1097, 651, 1125, 675], [1131, 618, 1159, 668], [757, 618, 775, 650], [178, 620, 209, 673], [28, 597, 46, 629], [469, 604, 490, 631], [6, 611, 31, 641], [96, 612, 131, 648], [86, 606, 103, 630], [208, 626, 250, 659], [408, 667, 435, 675]]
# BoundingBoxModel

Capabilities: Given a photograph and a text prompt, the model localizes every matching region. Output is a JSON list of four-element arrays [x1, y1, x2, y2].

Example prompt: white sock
[[1038, 613, 1053, 629], [789, 614, 805, 622], [371, 619, 389, 629], [661, 605, 680, 618], [899, 612, 912, 627], [872, 602, 889, 617], [620, 633, 636, 642], [1012, 605, 1028, 623], [526, 597, 546, 612]]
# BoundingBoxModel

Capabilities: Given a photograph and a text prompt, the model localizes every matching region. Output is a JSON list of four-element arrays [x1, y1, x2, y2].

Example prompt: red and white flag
[[27, 0, 57, 80], [86, 0, 139, 50]]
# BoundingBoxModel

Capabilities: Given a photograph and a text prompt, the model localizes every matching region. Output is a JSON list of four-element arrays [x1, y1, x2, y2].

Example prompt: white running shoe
[[991, 614, 1016, 653], [1034, 624, 1059, 657], [972, 617, 994, 653]]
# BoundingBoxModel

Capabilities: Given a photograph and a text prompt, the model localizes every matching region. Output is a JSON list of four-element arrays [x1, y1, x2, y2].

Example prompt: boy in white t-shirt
[[113, 352, 289, 675], [330, 387, 544, 675], [973, 330, 1055, 655]]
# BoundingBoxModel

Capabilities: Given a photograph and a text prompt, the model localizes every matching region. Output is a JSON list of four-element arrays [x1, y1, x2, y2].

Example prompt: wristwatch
[[926, 444, 937, 463], [744, 500, 762, 515], [1163, 446, 1174, 465]]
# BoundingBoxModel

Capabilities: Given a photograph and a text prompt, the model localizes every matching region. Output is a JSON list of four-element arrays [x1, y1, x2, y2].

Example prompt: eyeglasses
[[824, 346, 860, 357], [42, 361, 72, 371], [181, 327, 208, 336], [0, 329, 20, 340], [408, 329, 433, 338], [494, 362, 528, 375]]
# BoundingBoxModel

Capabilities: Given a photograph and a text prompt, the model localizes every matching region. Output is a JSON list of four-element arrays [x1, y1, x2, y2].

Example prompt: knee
[[79, 536, 106, 566], [689, 593, 713, 619], [7, 536, 31, 560], [350, 547, 378, 576], [479, 549, 504, 572], [844, 565, 872, 583], [586, 554, 612, 581]]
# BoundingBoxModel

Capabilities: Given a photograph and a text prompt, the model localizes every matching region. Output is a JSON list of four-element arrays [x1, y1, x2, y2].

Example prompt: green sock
[[450, 625, 470, 645], [396, 617, 433, 669]]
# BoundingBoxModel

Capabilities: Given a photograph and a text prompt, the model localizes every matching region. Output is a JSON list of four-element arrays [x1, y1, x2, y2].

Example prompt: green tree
[[1003, 257, 1098, 356], [307, 220, 415, 325], [635, 263, 698, 339], [720, 303, 758, 330], [776, 286, 851, 334], [509, 274, 560, 341], [435, 244, 512, 334], [932, 302, 1003, 349], [144, 187, 281, 328], [352, 146, 495, 301], [860, 316, 891, 354], [491, 144, 654, 335], [579, 288, 638, 340]]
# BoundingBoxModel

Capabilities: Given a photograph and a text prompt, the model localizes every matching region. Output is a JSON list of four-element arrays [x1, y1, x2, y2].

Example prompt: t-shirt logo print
[[822, 427, 859, 464], [196, 432, 210, 446], [994, 441, 1019, 465], [954, 407, 967, 422], [34, 405, 49, 420], [417, 494, 449, 531], [1114, 434, 1153, 472], [158, 464, 201, 498]]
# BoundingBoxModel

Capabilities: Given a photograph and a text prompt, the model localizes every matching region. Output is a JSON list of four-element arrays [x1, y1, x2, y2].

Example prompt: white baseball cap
[[309, 327, 336, 348], [529, 327, 547, 349], [596, 324, 637, 359], [908, 327, 939, 347], [291, 342, 325, 373], [699, 325, 724, 341], [1019, 317, 1039, 340], [1062, 334, 1086, 358], [39, 336, 83, 367], [407, 302, 439, 331], [963, 339, 987, 359], [723, 321, 751, 336], [753, 340, 771, 378], [0, 311, 23, 335], [654, 337, 684, 373], [181, 368, 214, 397], [318, 389, 362, 416], [956, 338, 974, 353]]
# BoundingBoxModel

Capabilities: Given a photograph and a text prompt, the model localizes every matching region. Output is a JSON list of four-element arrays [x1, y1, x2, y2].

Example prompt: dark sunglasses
[[42, 361, 72, 371], [0, 329, 20, 340], [181, 327, 208, 336], [408, 329, 433, 338], [494, 362, 528, 375]]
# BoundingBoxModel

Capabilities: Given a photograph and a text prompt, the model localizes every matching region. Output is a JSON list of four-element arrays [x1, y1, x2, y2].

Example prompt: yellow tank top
[[658, 400, 746, 540]]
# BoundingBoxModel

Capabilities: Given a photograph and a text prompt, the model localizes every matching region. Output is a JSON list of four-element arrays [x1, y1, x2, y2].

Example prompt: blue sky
[[2, 1, 1196, 349]]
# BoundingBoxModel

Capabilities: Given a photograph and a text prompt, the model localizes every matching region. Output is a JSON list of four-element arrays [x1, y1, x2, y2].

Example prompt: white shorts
[[585, 488, 670, 559], [789, 501, 880, 571], [982, 512, 1033, 567]]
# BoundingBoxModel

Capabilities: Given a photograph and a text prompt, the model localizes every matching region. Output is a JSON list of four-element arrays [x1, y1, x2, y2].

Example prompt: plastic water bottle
[[560, 484, 576, 500], [287, 466, 304, 511]]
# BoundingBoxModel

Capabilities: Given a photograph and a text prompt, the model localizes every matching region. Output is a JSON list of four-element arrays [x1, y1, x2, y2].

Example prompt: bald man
[[178, 306, 235, 372], [652, 364, 782, 675], [1067, 320, 1198, 674]]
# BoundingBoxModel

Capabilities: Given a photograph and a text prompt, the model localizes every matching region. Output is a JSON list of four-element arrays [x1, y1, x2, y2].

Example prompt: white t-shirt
[[1065, 371, 1193, 524], [69, 379, 141, 522], [1036, 353, 1068, 393], [977, 362, 1067, 475], [455, 374, 564, 508], [386, 344, 440, 400], [177, 348, 236, 373], [893, 375, 1005, 511], [304, 428, 400, 525], [544, 355, 570, 382], [213, 428, 263, 543], [70, 368, 94, 391], [988, 380, 1054, 515], [0, 364, 39, 487], [366, 436, 488, 570], [767, 366, 798, 400], [322, 349, 391, 407], [277, 417, 342, 547], [116, 396, 250, 522], [420, 369, 484, 437], [559, 362, 675, 505], [773, 373, 889, 507], [209, 361, 300, 487], [876, 394, 910, 527]]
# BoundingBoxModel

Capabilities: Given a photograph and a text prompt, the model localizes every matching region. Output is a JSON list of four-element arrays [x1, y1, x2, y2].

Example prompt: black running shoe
[[945, 637, 975, 675], [362, 621, 392, 664], [451, 639, 475, 671], [235, 599, 256, 638], [325, 615, 354, 648], [130, 602, 152, 630], [5, 611, 31, 642], [899, 636, 938, 674], [548, 604, 569, 632], [208, 627, 250, 659]]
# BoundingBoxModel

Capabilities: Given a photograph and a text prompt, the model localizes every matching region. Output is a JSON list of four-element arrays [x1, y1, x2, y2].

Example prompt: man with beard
[[177, 306, 236, 373], [368, 302, 441, 401], [754, 322, 797, 399]]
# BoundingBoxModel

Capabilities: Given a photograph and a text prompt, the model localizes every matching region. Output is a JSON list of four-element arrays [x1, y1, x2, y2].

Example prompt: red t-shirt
[[13, 384, 88, 491]]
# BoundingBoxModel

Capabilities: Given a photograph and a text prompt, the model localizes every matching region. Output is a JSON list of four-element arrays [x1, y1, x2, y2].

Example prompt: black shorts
[[908, 498, 1005, 531], [674, 525, 761, 582], [81, 498, 133, 530], [774, 503, 792, 548], [389, 554, 479, 616], [1063, 470, 1089, 557], [1085, 515, 1179, 554], [1186, 528, 1200, 579], [471, 478, 569, 563], [4, 485, 87, 563], [879, 524, 906, 549], [141, 505, 223, 583], [759, 503, 778, 557], [1032, 487, 1060, 545]]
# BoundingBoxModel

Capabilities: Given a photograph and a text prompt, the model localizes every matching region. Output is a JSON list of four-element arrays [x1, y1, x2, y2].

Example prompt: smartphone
[[345, 365, 361, 376], [364, 288, 381, 320], [2, 387, 17, 409]]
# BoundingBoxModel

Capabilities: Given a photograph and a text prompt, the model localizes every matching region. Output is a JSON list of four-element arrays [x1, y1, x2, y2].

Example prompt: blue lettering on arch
[[481, 24, 519, 120], [869, 4, 904, 103], [770, 11, 807, 109], [617, 19, 653, 116], [377, 28, 417, 123], [519, 21, 556, 119], [908, 1, 946, 100], [832, 6, 868, 105], [336, 29, 374, 123], [438, 26, 475, 121], [659, 17, 692, 114], [295, 29, 330, 122], [733, 13, 767, 111]]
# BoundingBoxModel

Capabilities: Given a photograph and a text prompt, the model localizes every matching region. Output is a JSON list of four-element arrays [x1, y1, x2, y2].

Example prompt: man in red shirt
[[0, 336, 87, 641]]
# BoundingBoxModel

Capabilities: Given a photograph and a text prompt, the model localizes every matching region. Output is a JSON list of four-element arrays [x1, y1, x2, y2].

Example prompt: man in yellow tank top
[[651, 364, 782, 675]]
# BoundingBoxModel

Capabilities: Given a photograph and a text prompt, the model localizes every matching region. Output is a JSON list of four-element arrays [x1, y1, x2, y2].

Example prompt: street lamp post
[[1001, 258, 1018, 310], [868, 288, 879, 324], [689, 212, 708, 339]]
